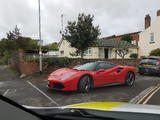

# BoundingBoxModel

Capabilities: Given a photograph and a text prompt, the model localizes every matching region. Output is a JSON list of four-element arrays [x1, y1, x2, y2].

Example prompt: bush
[[32, 57, 72, 68], [130, 53, 138, 59], [23, 55, 34, 62], [0, 53, 11, 65], [150, 48, 160, 56]]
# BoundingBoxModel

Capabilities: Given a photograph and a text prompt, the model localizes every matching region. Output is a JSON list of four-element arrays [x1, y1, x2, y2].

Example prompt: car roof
[[142, 56, 160, 60], [83, 61, 115, 64]]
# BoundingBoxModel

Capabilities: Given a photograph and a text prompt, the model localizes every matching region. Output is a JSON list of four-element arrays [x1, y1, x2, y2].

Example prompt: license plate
[[144, 64, 153, 67], [145, 69, 149, 73]]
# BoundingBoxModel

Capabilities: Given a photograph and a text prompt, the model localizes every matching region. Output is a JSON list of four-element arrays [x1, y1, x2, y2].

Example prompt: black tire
[[78, 76, 92, 93], [139, 70, 144, 75], [125, 72, 135, 86]]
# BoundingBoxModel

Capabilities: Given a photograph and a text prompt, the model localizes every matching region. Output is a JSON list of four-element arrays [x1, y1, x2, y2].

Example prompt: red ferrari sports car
[[47, 61, 136, 92]]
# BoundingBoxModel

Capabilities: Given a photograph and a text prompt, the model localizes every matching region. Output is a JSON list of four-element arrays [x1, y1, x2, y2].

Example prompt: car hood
[[48, 68, 78, 80], [24, 102, 160, 120]]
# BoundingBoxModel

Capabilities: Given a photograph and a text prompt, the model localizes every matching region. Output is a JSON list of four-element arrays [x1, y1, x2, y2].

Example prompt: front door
[[94, 62, 116, 86], [104, 48, 109, 59]]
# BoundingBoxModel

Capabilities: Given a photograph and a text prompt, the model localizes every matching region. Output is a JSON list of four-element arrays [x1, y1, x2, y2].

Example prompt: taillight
[[156, 61, 160, 65]]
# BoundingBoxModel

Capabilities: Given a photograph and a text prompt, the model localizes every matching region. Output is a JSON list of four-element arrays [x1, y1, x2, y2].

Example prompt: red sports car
[[47, 61, 136, 92]]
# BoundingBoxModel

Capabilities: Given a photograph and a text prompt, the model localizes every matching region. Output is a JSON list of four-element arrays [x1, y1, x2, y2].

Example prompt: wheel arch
[[77, 74, 94, 88], [128, 71, 136, 76]]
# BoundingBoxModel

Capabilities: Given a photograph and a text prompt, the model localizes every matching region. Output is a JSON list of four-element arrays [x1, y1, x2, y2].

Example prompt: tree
[[6, 25, 21, 51], [63, 13, 101, 58], [115, 35, 133, 59], [42, 42, 59, 51], [115, 48, 129, 59], [121, 35, 132, 43], [50, 42, 58, 50], [0, 25, 40, 64], [150, 48, 160, 56]]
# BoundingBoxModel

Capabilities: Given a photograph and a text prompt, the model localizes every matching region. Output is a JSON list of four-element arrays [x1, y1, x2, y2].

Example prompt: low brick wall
[[45, 59, 140, 73], [73, 59, 140, 67], [10, 50, 140, 75], [106, 59, 140, 67], [19, 61, 39, 75], [10, 49, 39, 75]]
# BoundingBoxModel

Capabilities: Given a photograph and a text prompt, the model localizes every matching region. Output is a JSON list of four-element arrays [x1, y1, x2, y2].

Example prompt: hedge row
[[42, 57, 72, 67], [23, 56, 75, 67]]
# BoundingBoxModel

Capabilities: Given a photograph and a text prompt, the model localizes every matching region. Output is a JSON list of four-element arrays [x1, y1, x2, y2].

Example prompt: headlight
[[47, 81, 50, 84], [60, 73, 77, 80]]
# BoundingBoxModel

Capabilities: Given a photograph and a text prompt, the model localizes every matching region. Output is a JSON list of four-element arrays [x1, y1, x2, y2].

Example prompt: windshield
[[73, 62, 97, 71], [1, 0, 160, 119], [141, 58, 159, 64]]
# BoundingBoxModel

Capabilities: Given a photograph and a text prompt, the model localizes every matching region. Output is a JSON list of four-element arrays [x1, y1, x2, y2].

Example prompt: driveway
[[0, 66, 160, 107]]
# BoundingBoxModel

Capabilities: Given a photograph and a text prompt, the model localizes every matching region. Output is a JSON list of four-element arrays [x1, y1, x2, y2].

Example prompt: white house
[[139, 10, 160, 57], [58, 38, 138, 59]]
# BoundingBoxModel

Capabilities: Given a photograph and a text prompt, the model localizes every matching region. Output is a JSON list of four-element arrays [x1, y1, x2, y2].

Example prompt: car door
[[94, 62, 116, 86]]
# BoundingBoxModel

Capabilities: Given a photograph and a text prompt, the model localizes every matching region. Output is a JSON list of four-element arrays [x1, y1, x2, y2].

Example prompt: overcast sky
[[0, 0, 160, 44]]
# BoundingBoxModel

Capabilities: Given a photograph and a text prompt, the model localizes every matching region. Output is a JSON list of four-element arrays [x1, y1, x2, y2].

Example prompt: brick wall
[[80, 59, 140, 67], [11, 50, 140, 75], [10, 49, 39, 75], [114, 33, 139, 46]]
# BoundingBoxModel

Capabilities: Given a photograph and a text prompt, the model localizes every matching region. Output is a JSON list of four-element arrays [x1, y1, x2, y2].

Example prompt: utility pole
[[38, 0, 42, 74], [61, 14, 64, 37]]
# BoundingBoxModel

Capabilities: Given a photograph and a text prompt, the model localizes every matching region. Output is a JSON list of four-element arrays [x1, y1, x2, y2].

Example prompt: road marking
[[142, 85, 160, 104], [136, 86, 158, 104], [27, 81, 59, 106], [3, 89, 9, 96], [129, 86, 153, 103]]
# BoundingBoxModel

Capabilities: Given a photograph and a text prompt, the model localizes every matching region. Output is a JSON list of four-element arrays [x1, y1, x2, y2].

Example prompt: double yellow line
[[136, 84, 160, 104]]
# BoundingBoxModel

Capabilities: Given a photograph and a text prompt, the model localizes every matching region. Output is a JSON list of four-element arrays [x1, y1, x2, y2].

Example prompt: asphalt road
[[145, 86, 160, 105], [0, 66, 160, 107]]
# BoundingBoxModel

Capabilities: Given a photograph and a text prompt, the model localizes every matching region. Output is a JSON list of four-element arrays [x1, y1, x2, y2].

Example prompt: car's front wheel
[[78, 76, 92, 93], [125, 72, 135, 86]]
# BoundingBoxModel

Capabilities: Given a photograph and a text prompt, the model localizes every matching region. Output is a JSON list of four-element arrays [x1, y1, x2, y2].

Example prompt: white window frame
[[108, 49, 112, 59], [150, 33, 155, 43], [84, 48, 92, 56]]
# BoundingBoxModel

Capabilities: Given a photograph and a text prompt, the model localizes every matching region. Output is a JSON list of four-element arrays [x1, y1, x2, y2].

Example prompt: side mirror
[[97, 69, 105, 73], [117, 68, 123, 73]]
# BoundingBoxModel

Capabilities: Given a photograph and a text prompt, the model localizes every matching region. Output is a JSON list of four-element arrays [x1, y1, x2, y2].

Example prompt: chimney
[[145, 14, 151, 29], [157, 10, 160, 16]]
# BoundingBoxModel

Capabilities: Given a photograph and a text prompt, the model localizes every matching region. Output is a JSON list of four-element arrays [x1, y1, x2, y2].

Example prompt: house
[[43, 51, 59, 56], [139, 10, 160, 57], [58, 32, 139, 59]]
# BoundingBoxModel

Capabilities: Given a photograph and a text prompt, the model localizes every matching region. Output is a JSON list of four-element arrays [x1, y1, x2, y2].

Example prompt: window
[[60, 51, 64, 55], [73, 62, 97, 71], [84, 48, 92, 56], [96, 62, 116, 71], [131, 40, 136, 45], [150, 33, 155, 43]]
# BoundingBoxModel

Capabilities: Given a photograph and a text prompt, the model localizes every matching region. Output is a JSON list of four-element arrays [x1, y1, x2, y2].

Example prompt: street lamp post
[[38, 0, 42, 74]]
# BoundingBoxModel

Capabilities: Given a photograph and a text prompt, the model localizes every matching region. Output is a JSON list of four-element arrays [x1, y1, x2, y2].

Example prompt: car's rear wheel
[[78, 76, 92, 93], [125, 72, 135, 86]]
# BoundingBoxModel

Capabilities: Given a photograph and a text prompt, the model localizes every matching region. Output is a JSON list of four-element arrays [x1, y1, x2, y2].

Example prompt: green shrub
[[33, 57, 72, 68], [150, 48, 160, 56], [0, 54, 11, 65], [23, 55, 33, 62], [0, 59, 5, 65], [130, 53, 138, 59]]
